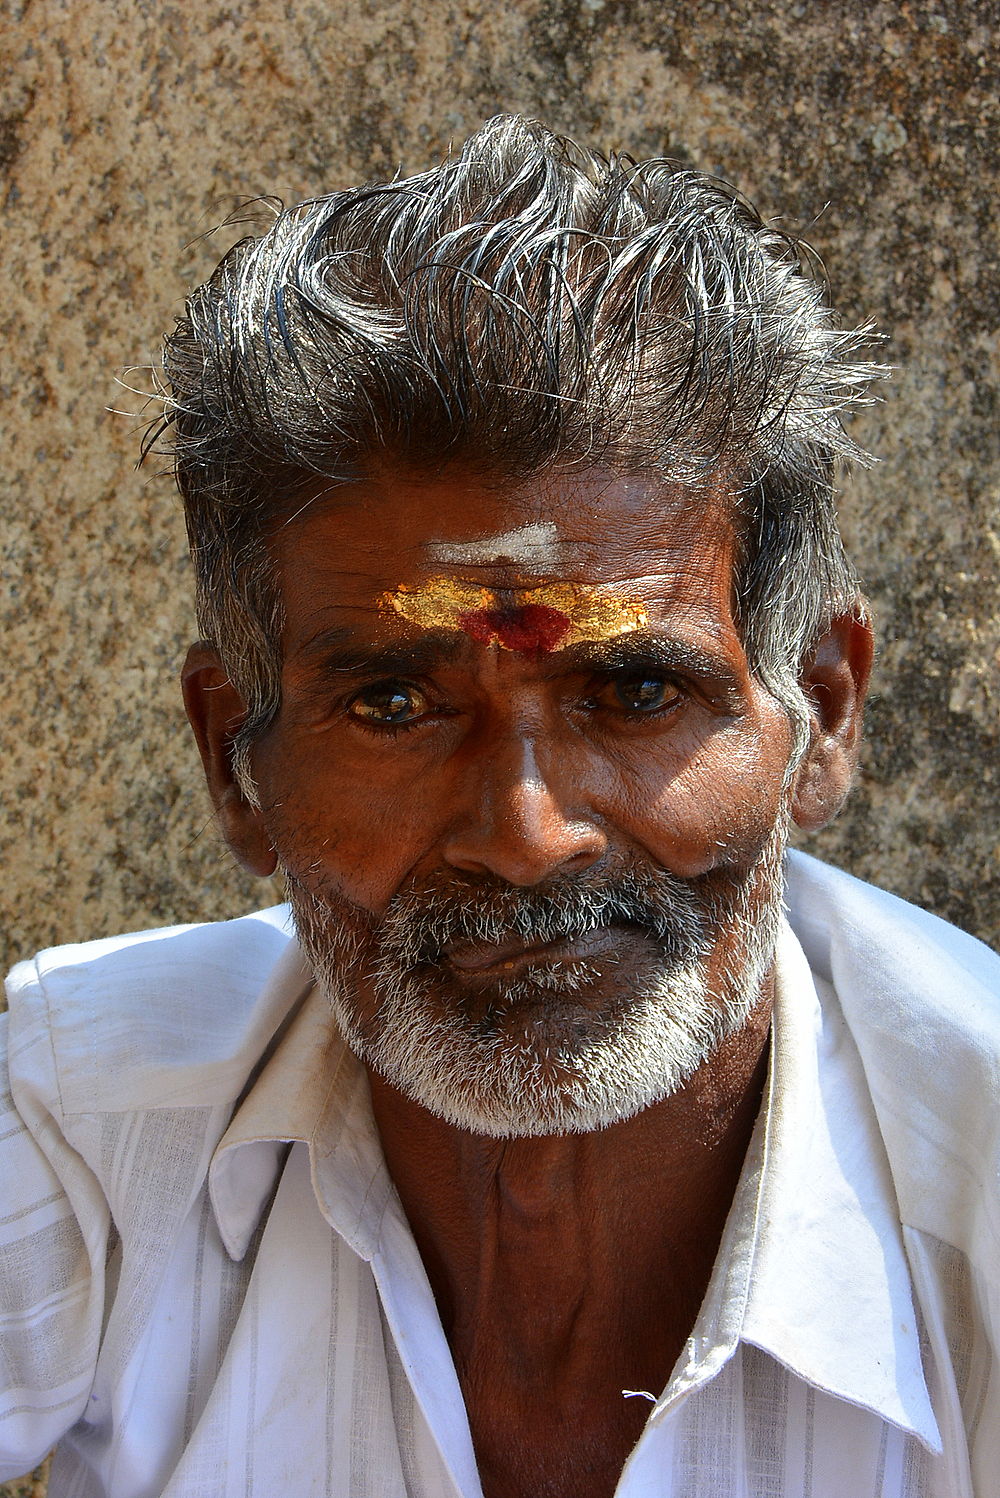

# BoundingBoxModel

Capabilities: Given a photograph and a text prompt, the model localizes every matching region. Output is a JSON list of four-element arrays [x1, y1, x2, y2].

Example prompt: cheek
[[613, 717, 793, 878], [256, 752, 446, 912]]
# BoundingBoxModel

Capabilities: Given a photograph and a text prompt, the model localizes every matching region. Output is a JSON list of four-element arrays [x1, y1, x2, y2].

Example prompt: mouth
[[444, 923, 627, 977]]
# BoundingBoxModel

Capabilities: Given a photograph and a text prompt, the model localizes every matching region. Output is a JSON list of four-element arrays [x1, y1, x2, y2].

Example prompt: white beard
[[285, 823, 786, 1138]]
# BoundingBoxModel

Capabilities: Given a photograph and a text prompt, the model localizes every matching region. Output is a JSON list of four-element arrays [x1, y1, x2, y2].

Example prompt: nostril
[[563, 847, 603, 873], [442, 811, 607, 886]]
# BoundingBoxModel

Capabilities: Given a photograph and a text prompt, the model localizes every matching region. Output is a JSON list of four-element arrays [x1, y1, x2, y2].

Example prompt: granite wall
[[1, 0, 998, 1488], [3, 0, 998, 976], [6, 0, 1000, 968], [2, 0, 998, 968]]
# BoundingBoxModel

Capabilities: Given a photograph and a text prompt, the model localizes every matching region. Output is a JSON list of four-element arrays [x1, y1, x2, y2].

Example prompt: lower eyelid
[[578, 693, 680, 718], [356, 719, 425, 737]]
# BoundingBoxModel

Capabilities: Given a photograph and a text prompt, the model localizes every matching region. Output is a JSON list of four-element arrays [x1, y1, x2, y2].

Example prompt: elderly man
[[2, 116, 998, 1498]]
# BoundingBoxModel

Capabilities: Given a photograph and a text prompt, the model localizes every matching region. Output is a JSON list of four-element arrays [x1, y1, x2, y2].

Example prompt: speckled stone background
[[5, 0, 999, 984], [0, 0, 998, 1486]]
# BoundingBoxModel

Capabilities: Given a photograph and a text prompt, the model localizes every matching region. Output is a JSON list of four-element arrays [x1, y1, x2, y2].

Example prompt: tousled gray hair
[[151, 114, 883, 792]]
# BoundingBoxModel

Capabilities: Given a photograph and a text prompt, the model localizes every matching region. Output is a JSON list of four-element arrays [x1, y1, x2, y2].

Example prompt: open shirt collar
[[208, 917, 940, 1451]]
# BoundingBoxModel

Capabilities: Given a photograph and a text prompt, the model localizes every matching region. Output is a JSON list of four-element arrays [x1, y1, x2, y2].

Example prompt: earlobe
[[790, 611, 874, 833], [181, 642, 278, 877]]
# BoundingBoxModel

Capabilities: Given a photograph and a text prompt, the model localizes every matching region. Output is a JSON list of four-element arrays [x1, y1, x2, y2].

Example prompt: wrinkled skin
[[185, 463, 872, 1498]]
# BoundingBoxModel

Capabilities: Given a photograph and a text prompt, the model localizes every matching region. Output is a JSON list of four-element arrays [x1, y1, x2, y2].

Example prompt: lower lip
[[446, 924, 625, 977]]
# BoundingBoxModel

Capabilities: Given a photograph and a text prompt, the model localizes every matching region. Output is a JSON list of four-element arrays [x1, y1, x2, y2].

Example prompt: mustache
[[367, 861, 716, 972]]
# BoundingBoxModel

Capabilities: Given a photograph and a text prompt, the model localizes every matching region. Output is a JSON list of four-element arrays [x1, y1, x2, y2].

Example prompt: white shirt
[[2, 850, 998, 1497]]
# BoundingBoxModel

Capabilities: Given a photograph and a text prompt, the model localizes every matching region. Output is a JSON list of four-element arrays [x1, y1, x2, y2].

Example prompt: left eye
[[349, 683, 430, 725], [604, 675, 681, 713]]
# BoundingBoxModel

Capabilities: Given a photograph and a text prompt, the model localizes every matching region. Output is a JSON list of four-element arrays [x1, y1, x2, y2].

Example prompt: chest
[[451, 1301, 684, 1498], [59, 1145, 933, 1498], [461, 1382, 648, 1498]]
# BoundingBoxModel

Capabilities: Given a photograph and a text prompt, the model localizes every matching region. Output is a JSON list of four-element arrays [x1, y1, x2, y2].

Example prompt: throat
[[368, 1010, 771, 1498]]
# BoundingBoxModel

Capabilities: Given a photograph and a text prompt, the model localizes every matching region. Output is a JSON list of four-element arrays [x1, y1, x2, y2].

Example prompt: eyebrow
[[293, 624, 747, 706], [294, 626, 468, 677], [553, 633, 747, 702]]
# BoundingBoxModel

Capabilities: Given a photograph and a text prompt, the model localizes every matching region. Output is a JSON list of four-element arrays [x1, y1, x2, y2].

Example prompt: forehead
[[269, 465, 738, 595]]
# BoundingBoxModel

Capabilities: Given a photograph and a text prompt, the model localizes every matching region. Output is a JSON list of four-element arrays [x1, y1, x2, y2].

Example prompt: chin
[[302, 915, 777, 1138], [283, 826, 786, 1137]]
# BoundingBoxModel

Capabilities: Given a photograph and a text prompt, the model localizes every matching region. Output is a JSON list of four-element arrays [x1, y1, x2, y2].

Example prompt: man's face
[[247, 465, 796, 1135]]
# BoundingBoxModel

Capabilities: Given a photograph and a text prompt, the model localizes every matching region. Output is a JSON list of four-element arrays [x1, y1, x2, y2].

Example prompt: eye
[[602, 674, 682, 714], [348, 681, 431, 727]]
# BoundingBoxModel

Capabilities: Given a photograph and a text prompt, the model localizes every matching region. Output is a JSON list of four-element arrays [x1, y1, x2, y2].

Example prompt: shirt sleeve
[[0, 963, 110, 1481]]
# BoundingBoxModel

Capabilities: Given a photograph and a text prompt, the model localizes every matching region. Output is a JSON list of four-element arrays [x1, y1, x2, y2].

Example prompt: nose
[[441, 727, 607, 886]]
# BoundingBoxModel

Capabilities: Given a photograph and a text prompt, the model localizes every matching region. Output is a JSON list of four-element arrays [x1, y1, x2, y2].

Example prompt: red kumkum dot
[[458, 604, 572, 654]]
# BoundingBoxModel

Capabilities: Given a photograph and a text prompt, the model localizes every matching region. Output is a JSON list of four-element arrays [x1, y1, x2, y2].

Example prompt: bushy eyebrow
[[293, 624, 747, 708], [295, 626, 467, 677], [553, 633, 747, 705]]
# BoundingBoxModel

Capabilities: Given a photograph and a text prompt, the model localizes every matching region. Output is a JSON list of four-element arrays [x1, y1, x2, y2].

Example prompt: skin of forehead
[[375, 491, 731, 654], [271, 464, 739, 658], [276, 464, 734, 572]]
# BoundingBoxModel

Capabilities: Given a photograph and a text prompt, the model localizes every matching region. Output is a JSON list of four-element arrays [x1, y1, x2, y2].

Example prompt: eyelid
[[588, 665, 684, 692], [556, 637, 745, 705], [594, 660, 746, 717]]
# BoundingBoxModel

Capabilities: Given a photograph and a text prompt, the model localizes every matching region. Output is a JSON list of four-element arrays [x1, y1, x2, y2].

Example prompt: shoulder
[[784, 849, 999, 1068], [785, 850, 1000, 1253], [0, 907, 306, 1474], [784, 848, 998, 995], [4, 904, 305, 1118]]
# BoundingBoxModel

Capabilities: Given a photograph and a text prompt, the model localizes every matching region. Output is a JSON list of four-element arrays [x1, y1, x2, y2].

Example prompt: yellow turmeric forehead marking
[[381, 577, 648, 654]]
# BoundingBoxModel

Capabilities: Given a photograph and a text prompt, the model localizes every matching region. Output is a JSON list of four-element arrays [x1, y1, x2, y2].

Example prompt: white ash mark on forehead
[[427, 521, 566, 570]]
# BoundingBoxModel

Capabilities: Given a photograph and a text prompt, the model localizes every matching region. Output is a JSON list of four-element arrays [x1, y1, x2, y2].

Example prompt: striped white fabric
[[1, 851, 999, 1496]]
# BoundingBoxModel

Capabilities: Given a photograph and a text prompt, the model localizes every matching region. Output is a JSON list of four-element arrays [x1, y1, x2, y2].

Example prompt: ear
[[790, 611, 874, 832], [181, 642, 278, 877]]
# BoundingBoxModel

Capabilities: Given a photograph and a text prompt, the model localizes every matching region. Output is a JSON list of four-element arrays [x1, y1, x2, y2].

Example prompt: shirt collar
[[210, 980, 395, 1263], [739, 922, 940, 1451], [208, 918, 940, 1452]]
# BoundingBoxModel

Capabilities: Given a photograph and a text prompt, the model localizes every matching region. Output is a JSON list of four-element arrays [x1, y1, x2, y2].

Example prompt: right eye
[[348, 681, 431, 728]]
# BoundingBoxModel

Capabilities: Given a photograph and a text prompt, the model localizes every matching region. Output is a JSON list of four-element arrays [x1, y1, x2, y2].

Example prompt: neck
[[368, 990, 772, 1496]]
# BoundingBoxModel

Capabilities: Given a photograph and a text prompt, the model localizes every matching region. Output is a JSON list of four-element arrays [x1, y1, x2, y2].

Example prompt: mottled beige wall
[[2, 0, 998, 999]]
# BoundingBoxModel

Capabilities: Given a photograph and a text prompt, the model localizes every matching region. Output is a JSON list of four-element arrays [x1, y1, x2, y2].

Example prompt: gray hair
[[151, 114, 883, 792]]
